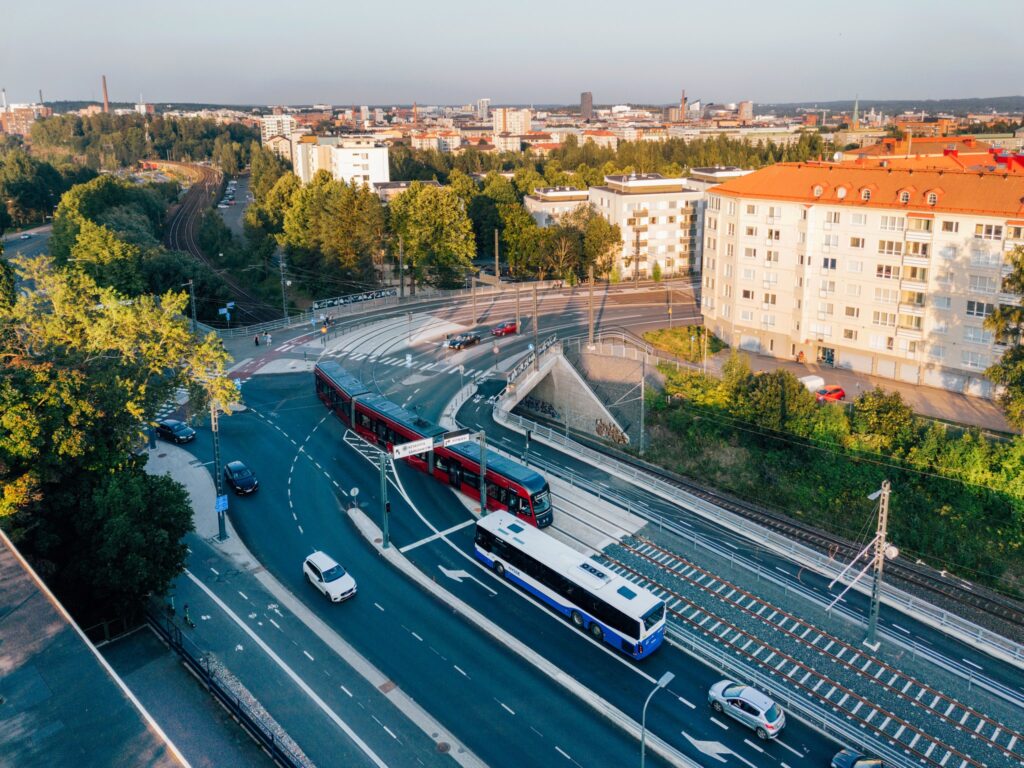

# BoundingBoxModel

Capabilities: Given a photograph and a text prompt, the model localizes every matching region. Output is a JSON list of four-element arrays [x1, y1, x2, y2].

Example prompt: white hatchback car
[[708, 680, 786, 739], [303, 551, 357, 602]]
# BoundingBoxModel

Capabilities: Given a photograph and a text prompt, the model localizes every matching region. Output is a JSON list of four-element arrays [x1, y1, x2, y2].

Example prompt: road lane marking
[[210, 568, 220, 576], [269, 619, 280, 629], [776, 741, 802, 757], [341, 685, 352, 697], [399, 518, 476, 553], [743, 739, 764, 753], [184, 571, 389, 768], [411, 632, 423, 642], [892, 623, 910, 634], [710, 717, 729, 730], [961, 658, 983, 670], [555, 746, 571, 760], [303, 650, 314, 661], [677, 695, 696, 709], [238, 591, 248, 601], [454, 665, 468, 677], [298, 525, 304, 534], [374, 602, 385, 612], [496, 699, 515, 715]]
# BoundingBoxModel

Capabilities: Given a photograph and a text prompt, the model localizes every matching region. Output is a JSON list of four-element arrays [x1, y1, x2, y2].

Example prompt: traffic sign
[[215, 494, 229, 513], [442, 428, 472, 447], [392, 437, 434, 459]]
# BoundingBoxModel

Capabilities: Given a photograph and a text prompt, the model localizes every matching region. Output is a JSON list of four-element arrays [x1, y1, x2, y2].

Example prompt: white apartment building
[[260, 114, 297, 143], [589, 174, 705, 278], [524, 187, 591, 226], [410, 131, 462, 153], [291, 136, 390, 189], [492, 107, 532, 136], [701, 162, 1024, 396]]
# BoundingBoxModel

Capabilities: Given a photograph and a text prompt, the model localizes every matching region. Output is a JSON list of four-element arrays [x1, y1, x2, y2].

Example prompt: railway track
[[160, 161, 278, 325], [603, 537, 1024, 768], [562, 429, 1024, 642]]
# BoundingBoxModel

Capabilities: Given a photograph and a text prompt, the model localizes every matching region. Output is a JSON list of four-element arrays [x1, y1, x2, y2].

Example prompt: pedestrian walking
[[266, 332, 272, 345], [263, 331, 271, 346], [254, 334, 260, 346]]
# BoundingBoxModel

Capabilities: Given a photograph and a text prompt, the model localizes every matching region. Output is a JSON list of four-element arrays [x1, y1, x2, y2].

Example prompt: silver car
[[708, 680, 786, 740]]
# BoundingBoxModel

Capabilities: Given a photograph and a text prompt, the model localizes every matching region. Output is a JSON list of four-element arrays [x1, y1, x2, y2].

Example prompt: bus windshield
[[531, 488, 552, 515], [642, 602, 665, 631]]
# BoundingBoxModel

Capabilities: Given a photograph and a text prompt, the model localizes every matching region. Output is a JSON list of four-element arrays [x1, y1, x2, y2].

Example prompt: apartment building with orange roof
[[701, 162, 1024, 395]]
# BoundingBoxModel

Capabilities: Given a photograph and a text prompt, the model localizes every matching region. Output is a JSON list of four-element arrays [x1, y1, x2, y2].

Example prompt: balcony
[[896, 326, 923, 340], [903, 254, 930, 267], [898, 303, 925, 317], [905, 229, 932, 243], [900, 279, 927, 292], [998, 292, 1022, 306]]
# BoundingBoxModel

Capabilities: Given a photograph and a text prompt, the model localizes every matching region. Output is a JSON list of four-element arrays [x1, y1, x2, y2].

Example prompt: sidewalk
[[698, 348, 1015, 433]]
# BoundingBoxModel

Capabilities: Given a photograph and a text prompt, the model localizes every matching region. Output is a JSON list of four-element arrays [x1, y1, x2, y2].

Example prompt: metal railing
[[147, 607, 306, 768]]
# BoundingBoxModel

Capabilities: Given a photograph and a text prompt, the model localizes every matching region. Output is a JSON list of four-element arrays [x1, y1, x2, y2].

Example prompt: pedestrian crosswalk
[[320, 349, 493, 379], [154, 387, 189, 420]]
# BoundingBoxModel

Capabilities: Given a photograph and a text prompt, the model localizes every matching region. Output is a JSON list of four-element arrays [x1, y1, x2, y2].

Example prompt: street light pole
[[515, 284, 521, 335], [866, 480, 891, 648], [532, 284, 539, 372], [278, 250, 289, 321], [477, 430, 487, 517], [210, 396, 226, 541], [379, 451, 390, 549], [641, 671, 675, 768], [639, 355, 646, 456], [588, 264, 595, 346]]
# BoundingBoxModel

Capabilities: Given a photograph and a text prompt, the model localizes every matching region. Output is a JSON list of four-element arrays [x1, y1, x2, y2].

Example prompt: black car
[[831, 750, 882, 768], [449, 332, 481, 350], [224, 461, 259, 495], [155, 419, 196, 444]]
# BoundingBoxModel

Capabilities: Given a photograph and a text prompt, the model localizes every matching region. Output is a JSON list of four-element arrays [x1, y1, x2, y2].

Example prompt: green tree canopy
[[389, 183, 475, 289]]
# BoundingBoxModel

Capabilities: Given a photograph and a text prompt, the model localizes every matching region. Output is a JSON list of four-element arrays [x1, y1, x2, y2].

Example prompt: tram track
[[602, 537, 1023, 768]]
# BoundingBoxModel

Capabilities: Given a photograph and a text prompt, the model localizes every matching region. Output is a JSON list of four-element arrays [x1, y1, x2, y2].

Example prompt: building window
[[844, 328, 858, 340], [741, 289, 754, 300], [933, 321, 948, 335], [852, 213, 866, 225], [822, 257, 837, 271], [744, 247, 757, 259], [762, 314, 776, 327], [966, 300, 996, 318], [901, 291, 925, 306], [819, 302, 834, 316], [880, 216, 905, 231], [763, 293, 777, 305], [969, 275, 998, 294], [727, 223, 736, 236], [845, 306, 860, 318], [766, 250, 779, 263], [726, 244, 734, 257], [768, 206, 781, 218], [942, 221, 959, 233], [927, 192, 938, 206], [898, 314, 922, 330], [727, 201, 736, 215], [1008, 226, 1024, 240], [940, 245, 958, 260], [847, 260, 863, 273], [904, 266, 928, 282], [850, 237, 865, 249], [929, 345, 945, 360], [899, 191, 910, 204], [742, 268, 755, 280], [820, 279, 836, 295], [826, 211, 841, 224], [878, 240, 903, 256], [876, 264, 900, 280], [861, 189, 872, 201], [724, 264, 733, 277], [974, 224, 1003, 240], [847, 284, 862, 297], [907, 242, 930, 257], [964, 327, 994, 344], [745, 226, 757, 236], [740, 309, 754, 322], [962, 350, 986, 369], [823, 234, 839, 247], [746, 204, 757, 215], [932, 295, 951, 310], [874, 287, 898, 304], [813, 185, 823, 197], [908, 218, 932, 232], [767, 229, 780, 240]]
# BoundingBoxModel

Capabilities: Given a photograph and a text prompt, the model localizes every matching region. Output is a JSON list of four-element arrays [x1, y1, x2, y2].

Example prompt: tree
[[70, 220, 146, 295], [0, 258, 236, 622], [498, 203, 540, 278], [651, 260, 662, 282], [540, 226, 582, 281], [447, 169, 478, 208], [389, 183, 475, 289], [249, 142, 290, 205], [850, 387, 916, 454], [986, 245, 1024, 429]]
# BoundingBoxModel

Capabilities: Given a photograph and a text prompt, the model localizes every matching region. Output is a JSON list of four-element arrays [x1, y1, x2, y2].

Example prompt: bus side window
[[508, 494, 521, 514]]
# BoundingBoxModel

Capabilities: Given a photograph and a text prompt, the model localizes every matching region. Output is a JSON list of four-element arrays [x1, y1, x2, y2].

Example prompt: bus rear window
[[642, 602, 665, 631]]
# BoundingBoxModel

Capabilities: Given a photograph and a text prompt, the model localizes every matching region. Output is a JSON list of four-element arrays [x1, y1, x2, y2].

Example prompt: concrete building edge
[[495, 409, 1024, 670], [345, 508, 699, 768], [211, 514, 487, 768]]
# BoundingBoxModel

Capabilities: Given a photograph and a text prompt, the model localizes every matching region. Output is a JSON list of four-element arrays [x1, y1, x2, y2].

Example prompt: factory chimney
[[102, 75, 110, 113], [2, 88, 8, 111]]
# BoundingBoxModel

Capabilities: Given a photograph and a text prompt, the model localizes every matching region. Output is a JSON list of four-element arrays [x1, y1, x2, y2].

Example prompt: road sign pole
[[380, 451, 390, 549], [515, 285, 521, 335], [211, 398, 226, 541], [478, 430, 487, 517], [532, 285, 539, 372]]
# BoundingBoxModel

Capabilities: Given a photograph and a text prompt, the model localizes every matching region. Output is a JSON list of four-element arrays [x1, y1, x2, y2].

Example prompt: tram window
[[435, 456, 448, 471], [463, 470, 479, 487], [508, 494, 521, 514]]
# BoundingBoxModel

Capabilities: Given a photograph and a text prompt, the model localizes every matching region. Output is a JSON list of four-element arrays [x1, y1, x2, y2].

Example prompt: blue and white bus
[[474, 512, 666, 659]]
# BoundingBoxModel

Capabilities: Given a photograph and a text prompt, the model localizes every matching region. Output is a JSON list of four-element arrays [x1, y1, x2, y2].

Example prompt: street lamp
[[641, 671, 675, 768]]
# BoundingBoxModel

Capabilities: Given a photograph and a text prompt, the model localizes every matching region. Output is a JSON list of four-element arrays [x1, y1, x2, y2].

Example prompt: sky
[[4, 0, 1022, 107]]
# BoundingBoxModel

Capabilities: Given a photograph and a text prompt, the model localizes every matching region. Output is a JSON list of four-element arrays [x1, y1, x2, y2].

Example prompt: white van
[[798, 375, 825, 393]]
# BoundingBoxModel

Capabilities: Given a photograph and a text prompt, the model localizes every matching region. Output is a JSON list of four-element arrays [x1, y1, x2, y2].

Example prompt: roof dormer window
[[836, 186, 847, 200], [899, 191, 910, 204], [926, 192, 938, 206], [813, 185, 823, 198], [861, 189, 871, 201]]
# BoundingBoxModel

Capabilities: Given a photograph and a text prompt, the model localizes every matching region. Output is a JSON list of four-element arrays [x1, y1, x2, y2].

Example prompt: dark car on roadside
[[448, 332, 482, 350], [491, 321, 517, 337], [831, 749, 882, 768], [155, 419, 196, 444], [224, 461, 259, 495]]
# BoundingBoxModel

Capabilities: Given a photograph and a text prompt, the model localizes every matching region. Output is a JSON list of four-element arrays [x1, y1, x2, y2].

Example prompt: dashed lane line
[[184, 571, 389, 768]]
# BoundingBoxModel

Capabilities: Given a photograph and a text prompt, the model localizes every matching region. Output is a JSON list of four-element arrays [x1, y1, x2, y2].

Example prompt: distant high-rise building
[[738, 101, 753, 121], [680, 89, 687, 114], [492, 107, 531, 135], [261, 114, 297, 143], [476, 98, 491, 121], [360, 105, 370, 124], [580, 91, 593, 121], [291, 135, 390, 189]]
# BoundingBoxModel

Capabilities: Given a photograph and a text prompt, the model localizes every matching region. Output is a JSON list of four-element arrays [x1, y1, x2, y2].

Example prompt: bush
[[644, 326, 726, 364]]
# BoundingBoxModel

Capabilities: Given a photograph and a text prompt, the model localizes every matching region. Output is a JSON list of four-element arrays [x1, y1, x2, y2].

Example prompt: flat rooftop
[[0, 530, 184, 768]]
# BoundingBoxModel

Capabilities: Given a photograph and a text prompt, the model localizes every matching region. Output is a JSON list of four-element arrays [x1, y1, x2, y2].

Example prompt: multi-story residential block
[[580, 91, 593, 121], [411, 131, 462, 153], [492, 107, 531, 136], [492, 133, 522, 152], [524, 187, 590, 226], [264, 134, 294, 164], [476, 98, 491, 121], [589, 173, 704, 278], [700, 162, 1024, 396], [582, 129, 618, 150], [261, 114, 297, 143], [291, 136, 390, 189], [0, 104, 52, 136]]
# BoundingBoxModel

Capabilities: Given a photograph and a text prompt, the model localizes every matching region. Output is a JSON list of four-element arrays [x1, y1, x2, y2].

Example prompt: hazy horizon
[[4, 0, 1022, 107]]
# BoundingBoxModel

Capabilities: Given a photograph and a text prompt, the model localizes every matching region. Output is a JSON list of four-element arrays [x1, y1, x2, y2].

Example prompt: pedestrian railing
[[146, 606, 308, 768]]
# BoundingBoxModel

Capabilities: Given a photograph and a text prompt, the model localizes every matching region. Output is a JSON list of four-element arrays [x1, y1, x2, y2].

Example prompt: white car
[[708, 680, 786, 739], [303, 551, 357, 602]]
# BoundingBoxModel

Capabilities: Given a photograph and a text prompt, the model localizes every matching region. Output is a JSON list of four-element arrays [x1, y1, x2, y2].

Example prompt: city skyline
[[4, 0, 1022, 106]]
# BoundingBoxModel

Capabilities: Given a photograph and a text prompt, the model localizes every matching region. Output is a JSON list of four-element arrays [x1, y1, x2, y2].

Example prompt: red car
[[491, 321, 517, 337], [816, 385, 846, 403]]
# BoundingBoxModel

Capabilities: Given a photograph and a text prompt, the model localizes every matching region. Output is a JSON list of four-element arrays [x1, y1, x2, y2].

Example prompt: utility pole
[[494, 228, 500, 287], [398, 237, 405, 299], [703, 328, 709, 375], [668, 280, 673, 329], [515, 284, 521, 334], [379, 452, 390, 549], [633, 227, 641, 285], [639, 355, 646, 456], [210, 396, 226, 541], [278, 251, 289, 321], [472, 278, 477, 324], [478, 431, 488, 517], [866, 480, 891, 648], [532, 284, 540, 372], [588, 264, 595, 346], [187, 279, 198, 333]]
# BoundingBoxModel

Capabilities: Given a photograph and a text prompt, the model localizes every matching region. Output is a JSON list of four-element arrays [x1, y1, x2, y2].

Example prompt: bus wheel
[[494, 562, 505, 578], [589, 623, 604, 641], [571, 610, 584, 627]]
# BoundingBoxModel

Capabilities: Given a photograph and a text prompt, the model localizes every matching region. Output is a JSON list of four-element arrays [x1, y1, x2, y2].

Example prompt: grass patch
[[644, 326, 726, 363]]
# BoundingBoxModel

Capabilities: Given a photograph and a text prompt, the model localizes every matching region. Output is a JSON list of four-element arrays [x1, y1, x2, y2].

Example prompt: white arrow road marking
[[681, 733, 731, 763], [438, 565, 498, 596]]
